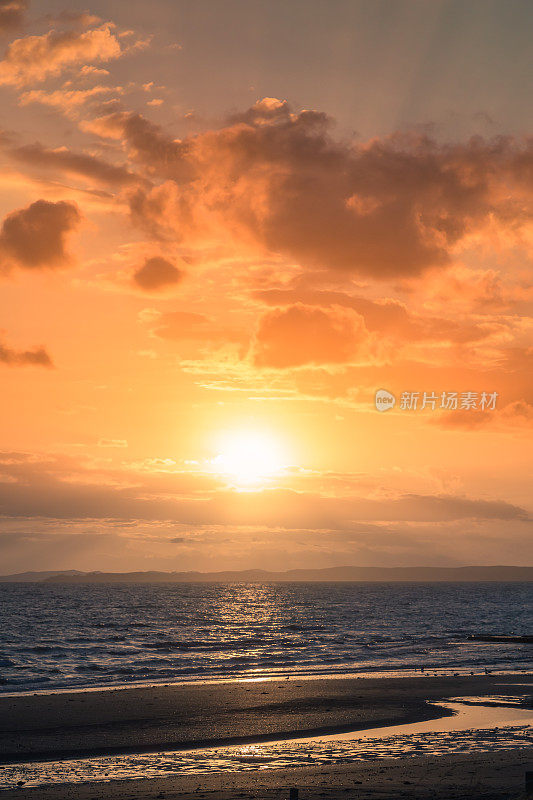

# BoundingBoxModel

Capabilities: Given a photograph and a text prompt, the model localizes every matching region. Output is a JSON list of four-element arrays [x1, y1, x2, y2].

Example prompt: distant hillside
[[0, 570, 84, 583], [0, 566, 532, 583]]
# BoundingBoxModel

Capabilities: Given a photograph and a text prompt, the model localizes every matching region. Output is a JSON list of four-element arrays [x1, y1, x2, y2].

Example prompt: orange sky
[[0, 0, 532, 573]]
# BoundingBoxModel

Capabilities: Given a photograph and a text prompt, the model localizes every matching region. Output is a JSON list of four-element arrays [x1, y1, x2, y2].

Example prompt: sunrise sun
[[212, 430, 286, 485]]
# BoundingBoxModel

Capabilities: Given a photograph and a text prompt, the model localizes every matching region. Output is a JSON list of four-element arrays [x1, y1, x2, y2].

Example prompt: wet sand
[[1, 750, 533, 800], [2, 674, 532, 763], [0, 674, 531, 799]]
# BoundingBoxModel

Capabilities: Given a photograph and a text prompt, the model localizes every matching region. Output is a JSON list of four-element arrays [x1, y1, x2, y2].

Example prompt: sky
[[0, 0, 532, 573]]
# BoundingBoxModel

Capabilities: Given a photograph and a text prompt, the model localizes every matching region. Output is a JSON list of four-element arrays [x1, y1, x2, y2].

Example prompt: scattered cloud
[[147, 309, 209, 337], [82, 109, 191, 179], [144, 309, 245, 345], [44, 11, 102, 27], [253, 287, 499, 346], [0, 451, 528, 526], [79, 64, 109, 77], [253, 303, 370, 367], [9, 142, 141, 187], [0, 199, 81, 271], [132, 256, 184, 291], [19, 85, 123, 113], [0, 0, 27, 34], [435, 399, 533, 431], [0, 340, 53, 367], [0, 23, 123, 87], [82, 98, 533, 280]]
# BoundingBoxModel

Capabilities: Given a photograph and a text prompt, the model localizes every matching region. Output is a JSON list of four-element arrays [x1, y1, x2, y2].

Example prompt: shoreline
[[1, 673, 531, 765], [0, 674, 531, 799], [2, 665, 531, 701], [2, 699, 531, 788], [2, 750, 533, 799], [0, 701, 455, 766]]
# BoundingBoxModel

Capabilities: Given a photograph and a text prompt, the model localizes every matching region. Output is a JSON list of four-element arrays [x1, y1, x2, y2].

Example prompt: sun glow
[[212, 430, 286, 485]]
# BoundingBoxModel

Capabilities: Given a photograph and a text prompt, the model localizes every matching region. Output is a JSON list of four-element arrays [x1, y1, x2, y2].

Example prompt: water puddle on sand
[[290, 696, 533, 744], [1, 697, 531, 789]]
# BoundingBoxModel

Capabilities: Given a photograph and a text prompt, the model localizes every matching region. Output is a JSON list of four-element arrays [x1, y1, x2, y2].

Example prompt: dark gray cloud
[[0, 199, 81, 270], [0, 341, 53, 367], [10, 142, 141, 187], [0, 0, 27, 33], [88, 99, 533, 279], [133, 256, 183, 291]]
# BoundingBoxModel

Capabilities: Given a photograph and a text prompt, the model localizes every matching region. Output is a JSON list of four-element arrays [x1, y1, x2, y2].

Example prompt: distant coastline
[[1, 565, 532, 583]]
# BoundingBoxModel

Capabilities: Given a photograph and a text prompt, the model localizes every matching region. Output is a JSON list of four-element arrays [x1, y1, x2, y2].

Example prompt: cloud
[[85, 98, 533, 279], [0, 199, 81, 270], [1, 517, 532, 573], [45, 11, 102, 27], [9, 142, 140, 187], [132, 256, 184, 291], [19, 85, 123, 114], [0, 0, 27, 34], [82, 109, 192, 180], [253, 287, 497, 346], [500, 400, 533, 424], [144, 309, 244, 345], [97, 439, 128, 448], [253, 303, 369, 367], [0, 341, 52, 367], [227, 96, 294, 126], [79, 64, 109, 77], [435, 399, 533, 431], [0, 23, 122, 86], [383, 493, 529, 522], [0, 451, 528, 527]]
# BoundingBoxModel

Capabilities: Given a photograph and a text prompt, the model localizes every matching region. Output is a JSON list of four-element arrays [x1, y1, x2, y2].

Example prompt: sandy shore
[[0, 673, 531, 762], [0, 674, 531, 799], [1, 750, 533, 800]]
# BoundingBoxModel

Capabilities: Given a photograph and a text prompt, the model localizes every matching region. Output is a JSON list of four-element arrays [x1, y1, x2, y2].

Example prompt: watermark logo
[[375, 389, 396, 412], [374, 390, 498, 412]]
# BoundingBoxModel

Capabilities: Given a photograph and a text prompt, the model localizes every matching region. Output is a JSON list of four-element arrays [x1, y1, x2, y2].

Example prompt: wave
[[0, 581, 531, 693]]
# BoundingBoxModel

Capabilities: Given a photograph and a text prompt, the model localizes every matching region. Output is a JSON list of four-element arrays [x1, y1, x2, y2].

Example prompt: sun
[[212, 429, 286, 485]]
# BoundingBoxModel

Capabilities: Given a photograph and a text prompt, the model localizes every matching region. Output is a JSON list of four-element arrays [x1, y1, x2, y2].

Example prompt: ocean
[[0, 582, 531, 693]]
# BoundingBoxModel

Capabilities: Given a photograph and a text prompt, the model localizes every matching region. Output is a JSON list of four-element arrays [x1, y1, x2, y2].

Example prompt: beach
[[2, 750, 533, 800], [1, 0, 532, 796], [1, 673, 531, 799]]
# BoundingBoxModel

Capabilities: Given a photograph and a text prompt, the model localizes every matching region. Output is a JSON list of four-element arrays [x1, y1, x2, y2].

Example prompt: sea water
[[0, 581, 531, 693]]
